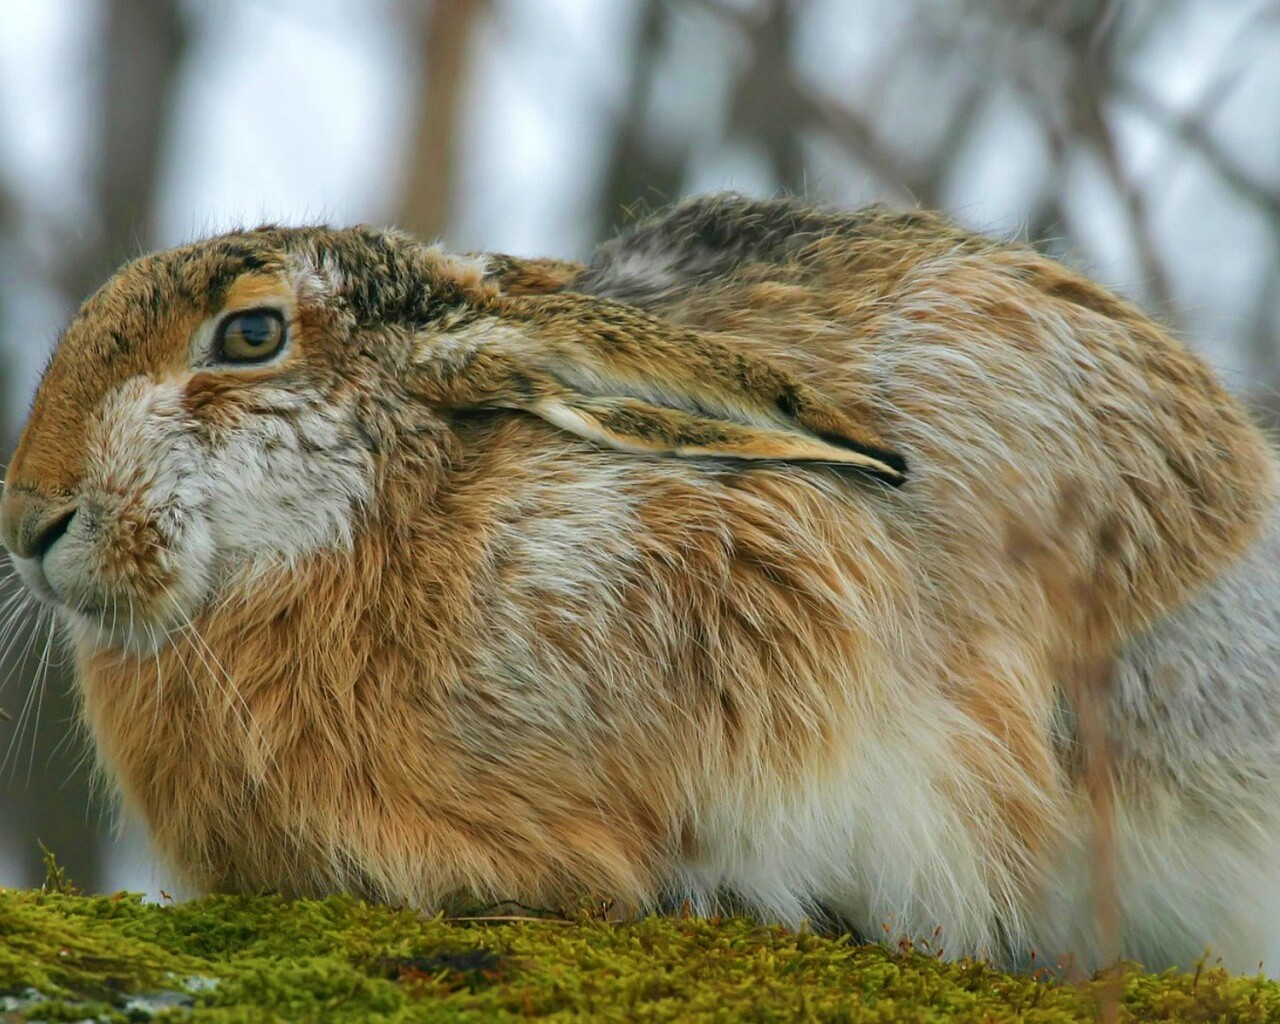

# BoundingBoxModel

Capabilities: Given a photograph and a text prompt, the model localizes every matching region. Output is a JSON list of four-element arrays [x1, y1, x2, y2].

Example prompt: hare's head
[[1, 227, 428, 651], [1, 225, 905, 654]]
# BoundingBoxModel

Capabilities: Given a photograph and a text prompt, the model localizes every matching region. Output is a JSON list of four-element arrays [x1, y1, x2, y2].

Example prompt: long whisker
[[24, 605, 60, 785], [177, 621, 275, 782], [0, 600, 50, 779], [0, 583, 40, 663], [0, 604, 35, 676], [147, 610, 165, 737], [160, 592, 272, 772], [2, 603, 52, 782]]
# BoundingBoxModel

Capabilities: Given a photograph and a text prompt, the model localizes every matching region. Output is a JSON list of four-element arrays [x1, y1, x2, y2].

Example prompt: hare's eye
[[216, 309, 286, 363]]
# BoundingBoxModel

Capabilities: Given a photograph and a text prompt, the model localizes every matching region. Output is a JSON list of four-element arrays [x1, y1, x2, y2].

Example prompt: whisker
[[0, 587, 33, 621], [24, 606, 60, 785], [0, 601, 47, 771], [162, 594, 278, 777], [161, 594, 253, 727], [0, 599, 37, 672], [149, 618, 165, 737], [57, 729, 100, 795], [2, 604, 52, 782]]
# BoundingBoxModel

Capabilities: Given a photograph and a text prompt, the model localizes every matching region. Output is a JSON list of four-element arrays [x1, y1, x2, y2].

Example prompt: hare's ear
[[430, 301, 907, 486], [515, 389, 906, 484]]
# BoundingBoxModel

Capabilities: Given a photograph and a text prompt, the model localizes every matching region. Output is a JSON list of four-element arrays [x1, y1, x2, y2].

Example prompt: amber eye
[[215, 309, 286, 363]]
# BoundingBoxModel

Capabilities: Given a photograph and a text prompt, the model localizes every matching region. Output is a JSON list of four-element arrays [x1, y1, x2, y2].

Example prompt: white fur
[[672, 563, 1037, 960], [679, 698, 1016, 956], [43, 373, 372, 653], [1030, 507, 1280, 973], [289, 252, 345, 303], [201, 384, 372, 574]]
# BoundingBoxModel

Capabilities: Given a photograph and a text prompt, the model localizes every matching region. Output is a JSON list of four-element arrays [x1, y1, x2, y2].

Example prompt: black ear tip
[[871, 448, 909, 485], [818, 432, 908, 485]]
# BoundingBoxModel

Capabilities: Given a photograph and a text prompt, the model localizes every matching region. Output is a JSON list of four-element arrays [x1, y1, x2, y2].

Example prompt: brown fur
[[1, 195, 1273, 963]]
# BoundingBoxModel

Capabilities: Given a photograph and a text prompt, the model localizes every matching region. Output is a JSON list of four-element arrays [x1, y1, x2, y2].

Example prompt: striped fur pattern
[[2, 194, 1276, 972]]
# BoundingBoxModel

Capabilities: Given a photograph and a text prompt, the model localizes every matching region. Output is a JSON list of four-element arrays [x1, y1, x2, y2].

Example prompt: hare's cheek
[[201, 402, 374, 571]]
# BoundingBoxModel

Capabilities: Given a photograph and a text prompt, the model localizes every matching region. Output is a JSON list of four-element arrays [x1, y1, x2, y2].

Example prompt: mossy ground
[[3, 885, 1280, 1023]]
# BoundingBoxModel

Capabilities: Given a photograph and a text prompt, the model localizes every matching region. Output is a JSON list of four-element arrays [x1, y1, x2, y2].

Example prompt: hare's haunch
[[3, 195, 1277, 973]]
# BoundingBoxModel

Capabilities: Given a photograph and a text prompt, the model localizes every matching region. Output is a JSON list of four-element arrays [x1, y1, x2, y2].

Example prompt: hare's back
[[575, 192, 987, 312], [578, 193, 1276, 661]]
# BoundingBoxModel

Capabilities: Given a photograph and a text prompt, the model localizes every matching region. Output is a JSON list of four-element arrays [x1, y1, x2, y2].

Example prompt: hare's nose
[[0, 489, 77, 561]]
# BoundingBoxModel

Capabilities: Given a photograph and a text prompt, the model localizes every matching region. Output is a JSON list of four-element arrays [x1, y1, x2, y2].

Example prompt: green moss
[[3, 888, 1280, 1022]]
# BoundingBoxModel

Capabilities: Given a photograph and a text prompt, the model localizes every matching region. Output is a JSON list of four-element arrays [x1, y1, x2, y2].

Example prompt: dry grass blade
[[1062, 650, 1122, 1022], [1004, 480, 1121, 1019]]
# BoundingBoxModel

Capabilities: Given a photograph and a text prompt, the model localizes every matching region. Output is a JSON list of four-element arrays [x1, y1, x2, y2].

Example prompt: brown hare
[[3, 194, 1276, 973]]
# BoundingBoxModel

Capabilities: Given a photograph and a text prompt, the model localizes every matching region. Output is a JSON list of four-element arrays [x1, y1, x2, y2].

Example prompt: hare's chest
[[77, 649, 355, 892]]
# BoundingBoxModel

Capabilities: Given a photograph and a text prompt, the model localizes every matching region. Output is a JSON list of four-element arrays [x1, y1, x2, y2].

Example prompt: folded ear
[[426, 296, 907, 486], [528, 391, 906, 482]]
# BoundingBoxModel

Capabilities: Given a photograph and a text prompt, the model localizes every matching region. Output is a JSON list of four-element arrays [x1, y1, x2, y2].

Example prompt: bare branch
[[1118, 83, 1280, 231], [695, 0, 930, 203], [593, 0, 688, 238], [724, 0, 807, 193], [977, 2, 1178, 318], [794, 90, 922, 203], [396, 0, 486, 242], [63, 0, 188, 302]]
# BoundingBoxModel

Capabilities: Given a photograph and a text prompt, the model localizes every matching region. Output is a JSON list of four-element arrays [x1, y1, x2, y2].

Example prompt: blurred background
[[1, 0, 1279, 894]]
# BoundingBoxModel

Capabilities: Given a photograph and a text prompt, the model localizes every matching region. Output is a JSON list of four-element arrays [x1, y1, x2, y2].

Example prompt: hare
[[3, 193, 1277, 973]]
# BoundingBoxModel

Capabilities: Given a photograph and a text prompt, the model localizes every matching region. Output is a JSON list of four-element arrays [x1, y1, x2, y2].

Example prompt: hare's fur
[[3, 195, 1277, 972]]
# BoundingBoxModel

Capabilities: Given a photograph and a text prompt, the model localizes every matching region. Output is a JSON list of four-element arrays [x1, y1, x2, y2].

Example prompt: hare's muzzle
[[0, 488, 77, 562], [0, 486, 82, 607]]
